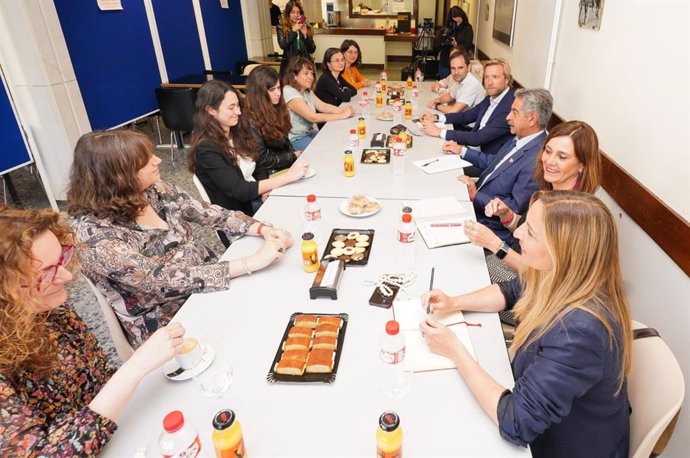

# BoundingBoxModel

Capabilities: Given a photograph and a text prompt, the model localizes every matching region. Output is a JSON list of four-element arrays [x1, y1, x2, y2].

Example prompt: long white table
[[272, 83, 471, 202], [102, 196, 529, 457]]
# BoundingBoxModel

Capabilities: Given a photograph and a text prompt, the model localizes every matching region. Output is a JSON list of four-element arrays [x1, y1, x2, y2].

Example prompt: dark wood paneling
[[475, 48, 690, 275]]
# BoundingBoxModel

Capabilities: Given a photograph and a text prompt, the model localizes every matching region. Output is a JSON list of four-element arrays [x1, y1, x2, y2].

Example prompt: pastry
[[330, 247, 344, 256], [356, 234, 370, 242], [279, 349, 308, 363], [318, 316, 343, 328], [294, 315, 318, 328], [355, 241, 369, 247], [305, 349, 335, 373], [275, 359, 305, 376], [342, 247, 355, 256], [288, 326, 313, 339], [331, 240, 345, 248], [283, 336, 311, 351], [334, 234, 347, 242], [315, 323, 339, 338], [346, 232, 359, 239], [353, 247, 366, 254], [351, 253, 365, 261], [312, 335, 338, 350]]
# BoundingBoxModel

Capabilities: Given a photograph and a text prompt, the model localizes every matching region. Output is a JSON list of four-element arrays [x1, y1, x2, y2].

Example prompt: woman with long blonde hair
[[0, 207, 184, 454], [421, 191, 632, 457]]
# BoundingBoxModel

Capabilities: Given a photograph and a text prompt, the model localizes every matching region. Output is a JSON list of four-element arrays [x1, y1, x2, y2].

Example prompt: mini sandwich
[[317, 316, 343, 328], [288, 326, 314, 339], [312, 336, 338, 350], [315, 323, 339, 338], [279, 349, 308, 363], [282, 336, 311, 351], [294, 315, 319, 328], [305, 349, 335, 373], [275, 359, 305, 376]]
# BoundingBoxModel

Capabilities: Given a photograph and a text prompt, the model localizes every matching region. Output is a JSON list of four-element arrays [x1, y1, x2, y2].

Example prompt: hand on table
[[484, 198, 512, 220], [293, 150, 303, 158], [420, 112, 438, 123], [127, 322, 186, 375], [421, 289, 454, 315], [421, 119, 442, 137], [464, 219, 502, 252], [248, 236, 288, 272], [262, 226, 293, 251], [442, 141, 463, 155], [420, 316, 465, 361], [340, 105, 356, 118], [426, 98, 440, 109], [457, 175, 477, 200], [286, 160, 310, 181]]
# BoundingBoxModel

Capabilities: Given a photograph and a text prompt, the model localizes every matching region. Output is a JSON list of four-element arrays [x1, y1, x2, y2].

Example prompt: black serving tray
[[361, 148, 391, 164], [266, 312, 349, 384], [321, 228, 375, 266]]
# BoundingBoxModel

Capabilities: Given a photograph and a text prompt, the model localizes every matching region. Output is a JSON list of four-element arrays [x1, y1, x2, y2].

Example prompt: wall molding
[[476, 48, 690, 276]]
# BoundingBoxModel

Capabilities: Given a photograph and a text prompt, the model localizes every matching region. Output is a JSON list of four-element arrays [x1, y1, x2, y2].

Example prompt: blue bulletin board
[[199, 0, 248, 72], [0, 74, 32, 176], [152, 0, 205, 80], [53, 0, 162, 129]]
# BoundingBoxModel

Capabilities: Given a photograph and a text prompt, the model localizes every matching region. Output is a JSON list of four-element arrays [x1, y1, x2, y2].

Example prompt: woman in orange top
[[340, 39, 370, 89]]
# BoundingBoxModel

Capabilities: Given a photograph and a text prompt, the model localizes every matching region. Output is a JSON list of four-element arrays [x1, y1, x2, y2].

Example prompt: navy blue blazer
[[496, 278, 630, 458], [443, 88, 515, 155], [464, 132, 545, 241]]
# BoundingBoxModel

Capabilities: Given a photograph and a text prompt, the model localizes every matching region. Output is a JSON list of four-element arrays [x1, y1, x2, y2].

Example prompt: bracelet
[[500, 211, 515, 226], [242, 257, 252, 275], [257, 223, 266, 236]]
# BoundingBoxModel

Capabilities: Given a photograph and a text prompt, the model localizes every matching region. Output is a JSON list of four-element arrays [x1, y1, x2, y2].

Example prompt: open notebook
[[412, 154, 472, 174], [393, 299, 476, 372], [403, 196, 474, 249]]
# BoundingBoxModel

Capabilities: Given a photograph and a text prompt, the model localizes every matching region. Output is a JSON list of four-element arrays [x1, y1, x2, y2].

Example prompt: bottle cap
[[163, 410, 185, 433], [345, 150, 352, 155], [402, 206, 413, 214], [212, 409, 236, 430], [307, 194, 316, 202], [402, 214, 412, 223], [385, 320, 400, 335], [379, 411, 400, 432], [359, 117, 364, 121], [302, 232, 314, 240], [350, 129, 356, 134]]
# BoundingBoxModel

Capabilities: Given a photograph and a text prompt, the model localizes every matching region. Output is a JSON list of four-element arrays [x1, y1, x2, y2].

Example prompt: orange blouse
[[342, 66, 367, 90]]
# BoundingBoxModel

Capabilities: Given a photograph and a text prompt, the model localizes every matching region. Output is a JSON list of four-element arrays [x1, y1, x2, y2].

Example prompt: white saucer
[[164, 344, 215, 381], [302, 168, 317, 179], [339, 197, 382, 218]]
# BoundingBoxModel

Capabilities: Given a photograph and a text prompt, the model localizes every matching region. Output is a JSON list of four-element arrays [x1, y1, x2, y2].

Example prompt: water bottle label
[[305, 209, 322, 221], [380, 347, 405, 364], [163, 436, 201, 458], [398, 230, 415, 243]]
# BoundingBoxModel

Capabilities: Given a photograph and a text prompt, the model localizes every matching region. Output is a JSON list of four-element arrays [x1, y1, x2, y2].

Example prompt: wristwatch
[[495, 242, 510, 260]]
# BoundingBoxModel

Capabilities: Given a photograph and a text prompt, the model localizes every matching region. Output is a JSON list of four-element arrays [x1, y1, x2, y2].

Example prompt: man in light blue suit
[[457, 88, 553, 242]]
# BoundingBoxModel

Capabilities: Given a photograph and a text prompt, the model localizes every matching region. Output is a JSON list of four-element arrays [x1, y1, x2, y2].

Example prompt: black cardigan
[[193, 140, 263, 216], [315, 72, 356, 106], [250, 125, 297, 177]]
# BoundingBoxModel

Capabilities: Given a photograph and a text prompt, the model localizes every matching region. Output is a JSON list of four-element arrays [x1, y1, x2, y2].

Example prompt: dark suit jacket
[[496, 278, 630, 458], [193, 140, 261, 216], [464, 131, 545, 241], [443, 88, 515, 155]]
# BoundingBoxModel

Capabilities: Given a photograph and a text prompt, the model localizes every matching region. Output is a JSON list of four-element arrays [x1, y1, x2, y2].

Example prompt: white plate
[[164, 344, 215, 381], [302, 168, 317, 179], [339, 197, 382, 218]]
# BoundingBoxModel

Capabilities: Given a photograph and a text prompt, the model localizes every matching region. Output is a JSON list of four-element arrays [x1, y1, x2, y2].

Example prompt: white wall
[[476, 1, 690, 455]]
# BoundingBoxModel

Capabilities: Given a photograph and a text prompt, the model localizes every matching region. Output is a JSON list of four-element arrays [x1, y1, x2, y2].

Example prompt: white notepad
[[413, 155, 472, 174], [403, 196, 474, 249], [393, 299, 476, 372]]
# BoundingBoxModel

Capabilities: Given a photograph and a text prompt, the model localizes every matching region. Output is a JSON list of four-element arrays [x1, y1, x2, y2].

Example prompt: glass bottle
[[344, 150, 355, 177], [211, 409, 246, 458], [376, 411, 403, 458], [301, 232, 319, 273]]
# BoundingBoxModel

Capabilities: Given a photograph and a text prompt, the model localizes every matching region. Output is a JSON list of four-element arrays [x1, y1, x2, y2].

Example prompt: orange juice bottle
[[375, 91, 383, 108], [344, 150, 355, 177], [376, 411, 402, 458], [211, 409, 245, 458], [357, 117, 366, 139], [406, 74, 413, 90], [301, 232, 319, 273], [404, 101, 412, 120]]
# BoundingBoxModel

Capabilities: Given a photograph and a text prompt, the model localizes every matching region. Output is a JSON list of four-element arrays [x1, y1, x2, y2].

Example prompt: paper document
[[413, 155, 472, 174], [393, 299, 476, 372], [403, 196, 474, 248]]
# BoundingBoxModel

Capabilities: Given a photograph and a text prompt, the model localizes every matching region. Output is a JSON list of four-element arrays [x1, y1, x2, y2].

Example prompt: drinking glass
[[358, 97, 369, 116], [194, 356, 233, 398]]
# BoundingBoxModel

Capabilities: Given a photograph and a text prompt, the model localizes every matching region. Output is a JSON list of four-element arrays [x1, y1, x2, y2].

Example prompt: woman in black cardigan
[[315, 47, 356, 107], [276, 1, 316, 77], [188, 81, 309, 218], [242, 65, 300, 177]]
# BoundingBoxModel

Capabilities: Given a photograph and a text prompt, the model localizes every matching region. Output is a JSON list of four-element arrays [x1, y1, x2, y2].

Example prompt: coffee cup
[[175, 336, 203, 370]]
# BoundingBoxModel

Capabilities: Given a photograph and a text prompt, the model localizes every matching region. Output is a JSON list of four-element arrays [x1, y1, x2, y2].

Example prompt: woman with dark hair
[[0, 207, 185, 455], [189, 80, 309, 216], [315, 47, 356, 106], [68, 130, 292, 348], [340, 39, 370, 89], [438, 6, 473, 78], [464, 121, 602, 272], [421, 191, 632, 457], [277, 1, 316, 76], [243, 65, 301, 176]]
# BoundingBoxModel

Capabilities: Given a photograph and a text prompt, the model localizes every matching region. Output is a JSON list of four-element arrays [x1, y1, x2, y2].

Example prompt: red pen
[[430, 223, 463, 228]]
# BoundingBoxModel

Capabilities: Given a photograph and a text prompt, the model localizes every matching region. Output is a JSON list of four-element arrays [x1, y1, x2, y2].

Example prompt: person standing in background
[[437, 6, 473, 78], [268, 0, 281, 27], [277, 1, 316, 77]]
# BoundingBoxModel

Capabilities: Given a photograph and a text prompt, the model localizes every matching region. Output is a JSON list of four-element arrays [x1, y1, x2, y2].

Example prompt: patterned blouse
[[0, 305, 117, 456], [71, 181, 256, 348]]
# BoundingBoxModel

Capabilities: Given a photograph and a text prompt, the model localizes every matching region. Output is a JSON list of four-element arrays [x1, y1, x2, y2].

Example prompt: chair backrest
[[629, 320, 685, 458], [192, 174, 211, 203], [155, 87, 197, 132], [84, 277, 135, 362]]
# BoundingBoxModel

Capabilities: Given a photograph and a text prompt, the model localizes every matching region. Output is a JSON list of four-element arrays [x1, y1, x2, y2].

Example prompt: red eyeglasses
[[37, 244, 75, 289]]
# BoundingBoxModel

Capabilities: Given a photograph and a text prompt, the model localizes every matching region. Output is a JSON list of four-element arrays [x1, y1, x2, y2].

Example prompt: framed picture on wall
[[578, 0, 604, 30], [492, 0, 517, 47]]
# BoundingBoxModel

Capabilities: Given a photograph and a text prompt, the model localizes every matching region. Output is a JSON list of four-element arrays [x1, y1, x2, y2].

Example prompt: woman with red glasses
[[0, 207, 185, 455]]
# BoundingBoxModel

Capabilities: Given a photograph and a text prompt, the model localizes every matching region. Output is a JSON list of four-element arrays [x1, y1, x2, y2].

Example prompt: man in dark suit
[[457, 88, 553, 242], [268, 0, 281, 27], [420, 58, 514, 157]]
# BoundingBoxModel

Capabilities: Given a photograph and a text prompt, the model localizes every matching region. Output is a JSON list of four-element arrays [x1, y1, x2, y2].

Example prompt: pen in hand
[[426, 267, 435, 318]]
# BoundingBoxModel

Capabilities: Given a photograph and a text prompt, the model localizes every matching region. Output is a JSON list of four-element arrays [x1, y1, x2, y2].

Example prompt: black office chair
[[154, 87, 197, 163]]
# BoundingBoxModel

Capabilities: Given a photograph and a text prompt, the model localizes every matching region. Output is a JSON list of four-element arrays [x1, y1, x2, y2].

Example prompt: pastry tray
[[267, 312, 349, 384], [321, 228, 375, 266], [386, 134, 413, 148], [361, 148, 391, 164]]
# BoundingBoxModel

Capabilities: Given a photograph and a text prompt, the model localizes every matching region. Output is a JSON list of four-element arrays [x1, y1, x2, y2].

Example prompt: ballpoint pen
[[426, 267, 435, 316], [430, 223, 463, 228], [421, 158, 440, 167]]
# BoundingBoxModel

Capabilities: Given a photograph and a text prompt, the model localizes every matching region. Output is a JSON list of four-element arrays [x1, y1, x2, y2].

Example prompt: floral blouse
[[0, 305, 117, 456], [71, 181, 256, 348]]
